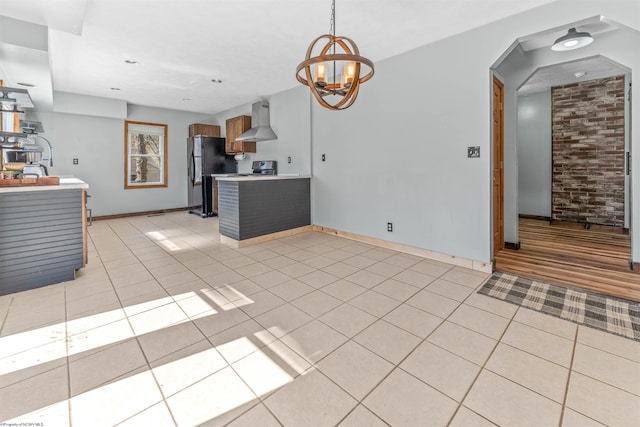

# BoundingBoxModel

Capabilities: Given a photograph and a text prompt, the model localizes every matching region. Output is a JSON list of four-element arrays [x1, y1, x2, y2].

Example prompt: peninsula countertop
[[212, 174, 310, 182], [0, 176, 89, 193]]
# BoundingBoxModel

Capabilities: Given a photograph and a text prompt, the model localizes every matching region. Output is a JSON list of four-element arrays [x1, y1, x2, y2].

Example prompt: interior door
[[493, 76, 505, 258]]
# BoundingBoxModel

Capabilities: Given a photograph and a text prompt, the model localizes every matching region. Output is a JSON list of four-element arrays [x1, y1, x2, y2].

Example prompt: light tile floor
[[1, 212, 639, 426]]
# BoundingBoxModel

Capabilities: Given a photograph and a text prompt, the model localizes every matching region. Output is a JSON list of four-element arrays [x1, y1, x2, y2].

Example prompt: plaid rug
[[478, 271, 640, 341]]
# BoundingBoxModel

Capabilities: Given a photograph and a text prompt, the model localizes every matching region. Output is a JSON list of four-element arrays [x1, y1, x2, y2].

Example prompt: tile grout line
[[224, 255, 436, 426], [117, 215, 259, 425], [333, 265, 469, 425], [558, 326, 580, 427], [446, 279, 592, 424], [64, 285, 73, 427], [0, 295, 14, 337], [121, 217, 288, 425], [96, 219, 181, 426], [444, 283, 521, 427]]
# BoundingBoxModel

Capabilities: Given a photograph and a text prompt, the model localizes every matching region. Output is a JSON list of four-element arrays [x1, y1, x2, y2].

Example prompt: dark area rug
[[478, 271, 640, 341]]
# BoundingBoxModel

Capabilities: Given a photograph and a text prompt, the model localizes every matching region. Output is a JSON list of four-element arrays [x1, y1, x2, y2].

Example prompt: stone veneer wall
[[551, 75, 625, 227]]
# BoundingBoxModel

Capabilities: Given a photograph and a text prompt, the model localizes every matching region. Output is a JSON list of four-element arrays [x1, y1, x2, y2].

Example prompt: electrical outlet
[[287, 156, 292, 164], [387, 222, 393, 232], [322, 154, 326, 162], [73, 158, 79, 165], [467, 146, 480, 158]]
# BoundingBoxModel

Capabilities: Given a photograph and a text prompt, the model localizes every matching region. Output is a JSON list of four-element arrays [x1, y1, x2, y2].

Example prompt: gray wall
[[310, 1, 640, 263], [517, 91, 552, 217], [29, 104, 212, 216], [211, 0, 640, 264], [209, 86, 312, 176], [310, 38, 492, 262]]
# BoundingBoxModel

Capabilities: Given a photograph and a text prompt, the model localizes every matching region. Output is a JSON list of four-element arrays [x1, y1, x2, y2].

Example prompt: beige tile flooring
[[1, 212, 639, 426]]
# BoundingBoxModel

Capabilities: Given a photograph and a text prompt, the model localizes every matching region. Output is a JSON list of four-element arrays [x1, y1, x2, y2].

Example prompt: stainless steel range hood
[[236, 101, 277, 142]]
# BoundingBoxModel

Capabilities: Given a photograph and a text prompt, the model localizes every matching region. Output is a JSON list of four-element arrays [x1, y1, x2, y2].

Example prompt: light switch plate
[[467, 146, 480, 158]]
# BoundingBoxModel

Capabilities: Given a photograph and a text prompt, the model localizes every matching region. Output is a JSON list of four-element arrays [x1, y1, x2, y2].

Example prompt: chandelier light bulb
[[316, 62, 327, 85]]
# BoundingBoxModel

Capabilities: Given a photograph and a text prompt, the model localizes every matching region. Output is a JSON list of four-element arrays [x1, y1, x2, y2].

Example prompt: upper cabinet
[[225, 115, 255, 154], [189, 123, 220, 137]]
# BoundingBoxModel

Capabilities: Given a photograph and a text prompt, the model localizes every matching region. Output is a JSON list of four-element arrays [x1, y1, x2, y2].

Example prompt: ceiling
[[514, 17, 628, 95], [518, 55, 630, 95], [0, 0, 565, 115]]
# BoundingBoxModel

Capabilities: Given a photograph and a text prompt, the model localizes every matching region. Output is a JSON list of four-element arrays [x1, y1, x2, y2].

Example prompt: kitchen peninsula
[[0, 177, 89, 295], [217, 175, 310, 246]]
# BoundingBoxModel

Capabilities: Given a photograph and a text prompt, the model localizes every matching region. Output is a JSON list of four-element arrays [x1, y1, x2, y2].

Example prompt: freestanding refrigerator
[[187, 136, 237, 217]]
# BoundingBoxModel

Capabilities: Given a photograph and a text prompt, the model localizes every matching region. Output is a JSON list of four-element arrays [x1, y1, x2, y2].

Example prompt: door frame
[[492, 75, 505, 262]]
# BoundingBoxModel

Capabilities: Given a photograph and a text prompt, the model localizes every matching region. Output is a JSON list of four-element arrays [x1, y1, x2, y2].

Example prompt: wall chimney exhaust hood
[[236, 101, 277, 142]]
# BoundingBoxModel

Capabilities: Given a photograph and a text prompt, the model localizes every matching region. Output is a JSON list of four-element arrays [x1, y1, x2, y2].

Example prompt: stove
[[252, 160, 277, 175]]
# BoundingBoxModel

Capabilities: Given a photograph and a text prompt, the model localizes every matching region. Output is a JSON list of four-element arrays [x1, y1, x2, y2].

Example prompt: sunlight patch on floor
[[0, 291, 209, 376]]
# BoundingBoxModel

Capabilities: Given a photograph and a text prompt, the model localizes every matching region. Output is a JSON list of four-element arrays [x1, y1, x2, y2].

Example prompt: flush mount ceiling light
[[296, 0, 374, 110], [551, 28, 594, 51]]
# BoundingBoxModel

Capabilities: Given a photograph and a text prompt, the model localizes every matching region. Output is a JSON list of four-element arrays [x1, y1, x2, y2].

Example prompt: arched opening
[[491, 17, 640, 300]]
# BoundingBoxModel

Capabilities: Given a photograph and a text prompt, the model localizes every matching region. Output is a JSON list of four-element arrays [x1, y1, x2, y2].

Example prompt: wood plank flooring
[[495, 218, 640, 302]]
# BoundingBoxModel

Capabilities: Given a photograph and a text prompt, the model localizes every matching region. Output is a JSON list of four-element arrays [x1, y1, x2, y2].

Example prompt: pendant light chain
[[330, 0, 335, 38], [330, 0, 336, 85]]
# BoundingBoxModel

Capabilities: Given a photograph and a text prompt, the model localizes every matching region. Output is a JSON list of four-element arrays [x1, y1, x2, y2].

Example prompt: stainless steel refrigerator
[[187, 136, 237, 217]]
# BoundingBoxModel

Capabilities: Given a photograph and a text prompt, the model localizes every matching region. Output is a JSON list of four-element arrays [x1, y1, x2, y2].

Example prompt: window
[[124, 121, 168, 189]]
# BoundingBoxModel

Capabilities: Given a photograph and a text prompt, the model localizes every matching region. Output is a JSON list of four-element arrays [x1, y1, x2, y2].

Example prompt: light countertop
[[0, 176, 89, 193], [213, 174, 310, 182]]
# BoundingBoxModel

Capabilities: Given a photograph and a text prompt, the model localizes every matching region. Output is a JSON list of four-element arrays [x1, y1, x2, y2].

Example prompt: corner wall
[[210, 86, 312, 176], [29, 104, 213, 216], [518, 90, 552, 217]]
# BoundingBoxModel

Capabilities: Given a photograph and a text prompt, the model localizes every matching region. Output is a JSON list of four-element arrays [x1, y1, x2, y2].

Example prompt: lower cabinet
[[218, 178, 311, 241], [0, 188, 87, 295]]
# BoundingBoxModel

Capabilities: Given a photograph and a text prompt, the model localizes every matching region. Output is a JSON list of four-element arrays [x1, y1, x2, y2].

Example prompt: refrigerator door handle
[[191, 153, 196, 185]]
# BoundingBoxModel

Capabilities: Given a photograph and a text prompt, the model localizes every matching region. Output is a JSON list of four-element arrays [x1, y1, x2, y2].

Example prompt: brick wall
[[551, 75, 625, 227]]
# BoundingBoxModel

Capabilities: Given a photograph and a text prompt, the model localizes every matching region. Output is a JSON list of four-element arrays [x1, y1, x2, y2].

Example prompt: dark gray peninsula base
[[0, 178, 88, 295], [218, 176, 310, 246]]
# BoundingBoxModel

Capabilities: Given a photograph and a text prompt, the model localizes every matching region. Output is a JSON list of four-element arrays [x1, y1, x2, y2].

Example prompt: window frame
[[124, 120, 168, 189]]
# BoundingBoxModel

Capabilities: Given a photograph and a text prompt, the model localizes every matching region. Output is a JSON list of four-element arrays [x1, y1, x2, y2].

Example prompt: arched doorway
[[491, 20, 640, 300]]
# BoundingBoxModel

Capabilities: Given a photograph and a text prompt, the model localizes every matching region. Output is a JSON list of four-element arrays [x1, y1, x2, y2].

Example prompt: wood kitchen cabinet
[[189, 123, 220, 137], [225, 115, 255, 154]]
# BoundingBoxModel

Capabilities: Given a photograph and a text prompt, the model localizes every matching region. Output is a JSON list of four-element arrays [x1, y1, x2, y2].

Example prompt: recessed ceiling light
[[110, 87, 121, 90], [574, 71, 587, 78], [16, 82, 36, 88], [124, 59, 139, 64], [182, 98, 190, 101], [211, 79, 222, 83]]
